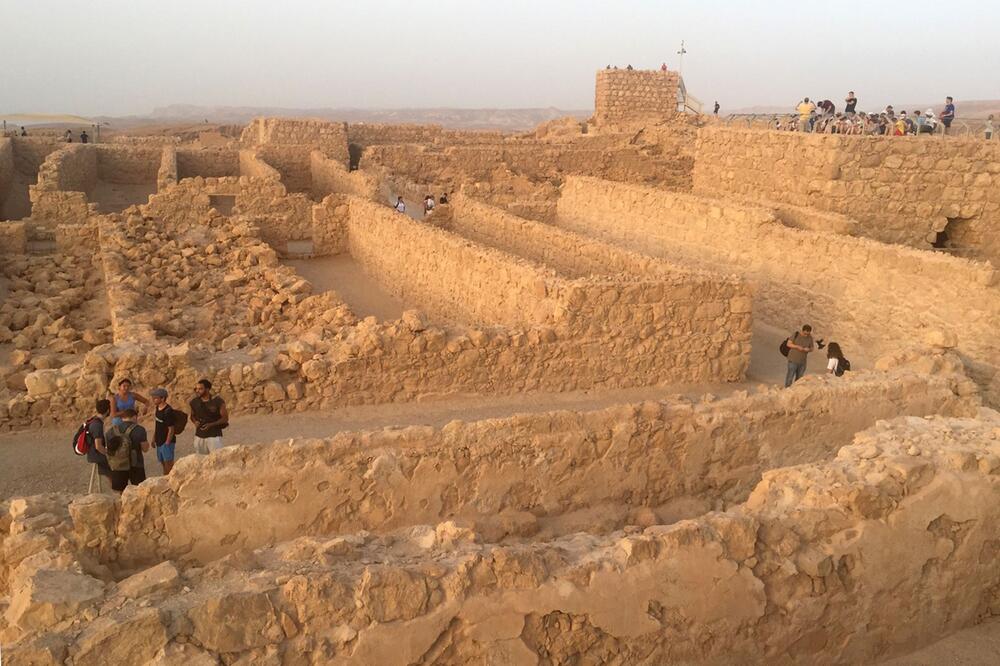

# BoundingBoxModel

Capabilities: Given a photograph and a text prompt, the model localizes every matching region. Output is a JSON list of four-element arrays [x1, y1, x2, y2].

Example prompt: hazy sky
[[3, 0, 998, 116]]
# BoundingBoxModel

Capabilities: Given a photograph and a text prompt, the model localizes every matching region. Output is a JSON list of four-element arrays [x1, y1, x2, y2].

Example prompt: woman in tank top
[[110, 378, 149, 427]]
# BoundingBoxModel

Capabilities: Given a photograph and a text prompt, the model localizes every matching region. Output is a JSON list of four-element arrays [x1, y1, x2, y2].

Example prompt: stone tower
[[594, 69, 681, 126]]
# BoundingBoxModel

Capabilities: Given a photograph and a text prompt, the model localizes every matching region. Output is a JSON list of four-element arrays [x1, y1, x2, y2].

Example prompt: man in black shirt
[[190, 378, 228, 455], [844, 91, 858, 114], [151, 388, 177, 475]]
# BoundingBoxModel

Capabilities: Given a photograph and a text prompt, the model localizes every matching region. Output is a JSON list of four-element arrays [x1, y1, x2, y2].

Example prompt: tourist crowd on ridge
[[779, 93, 995, 139]]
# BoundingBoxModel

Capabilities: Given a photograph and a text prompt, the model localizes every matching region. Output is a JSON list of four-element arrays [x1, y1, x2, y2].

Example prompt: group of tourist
[[779, 93, 993, 138], [63, 129, 89, 143], [782, 325, 850, 388], [394, 193, 450, 215], [79, 378, 228, 493]]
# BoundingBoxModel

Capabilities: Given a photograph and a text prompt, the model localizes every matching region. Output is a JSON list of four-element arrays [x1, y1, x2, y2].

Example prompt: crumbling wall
[[310, 151, 379, 200], [693, 127, 1000, 262], [594, 69, 680, 126], [1, 394, 994, 665], [156, 145, 177, 190], [176, 148, 239, 180], [257, 144, 312, 193], [311, 194, 350, 254], [346, 123, 504, 148], [556, 176, 1000, 405], [106, 369, 972, 567], [35, 144, 97, 194]]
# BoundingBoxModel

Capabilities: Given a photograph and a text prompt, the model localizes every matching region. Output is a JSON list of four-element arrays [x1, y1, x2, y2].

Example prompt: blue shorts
[[156, 442, 176, 463]]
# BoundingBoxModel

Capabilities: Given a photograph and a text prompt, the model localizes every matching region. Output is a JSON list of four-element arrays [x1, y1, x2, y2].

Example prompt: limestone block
[[188, 589, 281, 652], [70, 608, 170, 666], [115, 561, 180, 599], [6, 569, 105, 632]]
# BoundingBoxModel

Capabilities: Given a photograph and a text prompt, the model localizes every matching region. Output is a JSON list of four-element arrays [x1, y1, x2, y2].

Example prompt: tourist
[[817, 99, 835, 116], [394, 196, 406, 213], [986, 115, 995, 141], [80, 130, 89, 144], [660, 62, 668, 72], [920, 110, 937, 134], [826, 342, 850, 377], [150, 388, 177, 475], [423, 194, 435, 216], [606, 64, 611, 69], [85, 399, 113, 487], [844, 92, 857, 115], [940, 97, 955, 135], [19, 126, 27, 136], [713, 101, 720, 115], [190, 379, 228, 455], [99, 408, 148, 493], [64, 129, 72, 143], [626, 64, 634, 70], [439, 193, 449, 205], [913, 110, 924, 134], [109, 378, 148, 427], [784, 324, 816, 388], [894, 113, 907, 136], [796, 98, 815, 132]]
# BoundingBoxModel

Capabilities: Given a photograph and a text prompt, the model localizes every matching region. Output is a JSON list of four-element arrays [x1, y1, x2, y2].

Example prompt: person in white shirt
[[826, 342, 849, 376], [394, 196, 406, 213]]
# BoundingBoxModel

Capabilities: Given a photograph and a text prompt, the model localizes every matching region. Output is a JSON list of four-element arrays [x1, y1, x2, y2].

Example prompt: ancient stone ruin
[[1, 70, 999, 664]]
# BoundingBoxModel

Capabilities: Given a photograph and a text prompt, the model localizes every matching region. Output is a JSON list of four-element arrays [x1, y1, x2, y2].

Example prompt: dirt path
[[0, 324, 845, 499]]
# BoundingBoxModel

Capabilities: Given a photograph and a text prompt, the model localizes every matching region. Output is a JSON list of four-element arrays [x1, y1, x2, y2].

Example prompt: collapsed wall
[[555, 176, 1000, 405], [0, 375, 990, 664], [693, 126, 1000, 263]]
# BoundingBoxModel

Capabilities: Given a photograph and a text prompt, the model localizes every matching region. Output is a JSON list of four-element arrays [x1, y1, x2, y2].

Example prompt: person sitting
[[826, 342, 850, 377], [920, 110, 938, 134]]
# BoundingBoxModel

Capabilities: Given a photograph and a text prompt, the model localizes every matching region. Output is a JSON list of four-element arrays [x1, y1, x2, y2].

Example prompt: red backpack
[[73, 417, 98, 456]]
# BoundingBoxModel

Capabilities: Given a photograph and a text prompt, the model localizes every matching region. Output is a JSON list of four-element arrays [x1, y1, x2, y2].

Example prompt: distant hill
[[728, 99, 1000, 118], [111, 105, 592, 131]]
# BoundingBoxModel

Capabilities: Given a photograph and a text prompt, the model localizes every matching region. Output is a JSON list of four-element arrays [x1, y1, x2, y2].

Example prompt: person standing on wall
[[190, 379, 228, 455], [844, 92, 858, 115], [784, 324, 817, 388], [660, 62, 668, 71], [713, 101, 720, 115], [80, 130, 89, 144], [19, 126, 27, 136], [796, 98, 816, 132], [986, 115, 995, 141], [940, 97, 956, 135], [151, 388, 178, 475]]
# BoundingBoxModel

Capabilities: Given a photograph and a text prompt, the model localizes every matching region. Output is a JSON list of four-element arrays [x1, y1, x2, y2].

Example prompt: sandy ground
[[0, 324, 854, 499], [880, 617, 1000, 665], [284, 254, 406, 321]]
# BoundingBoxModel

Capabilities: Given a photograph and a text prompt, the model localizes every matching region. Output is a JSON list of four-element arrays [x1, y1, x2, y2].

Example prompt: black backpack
[[836, 358, 851, 377], [779, 333, 795, 357]]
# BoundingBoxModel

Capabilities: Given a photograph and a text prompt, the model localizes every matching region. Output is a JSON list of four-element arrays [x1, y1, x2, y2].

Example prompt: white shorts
[[193, 436, 224, 455]]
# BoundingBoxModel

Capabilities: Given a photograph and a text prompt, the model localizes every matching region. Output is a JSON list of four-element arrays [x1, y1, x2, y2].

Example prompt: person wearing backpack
[[784, 324, 816, 388], [82, 399, 113, 491], [98, 408, 149, 493], [150, 387, 183, 475], [826, 342, 851, 377]]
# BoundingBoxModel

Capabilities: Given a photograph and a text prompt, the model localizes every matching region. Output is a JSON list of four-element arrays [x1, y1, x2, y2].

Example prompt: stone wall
[[1, 384, 992, 664], [95, 145, 160, 184], [241, 117, 349, 165], [310, 151, 379, 200], [36, 144, 97, 194], [102, 368, 972, 567], [238, 149, 282, 182], [258, 144, 313, 193], [556, 177, 1000, 404], [692, 127, 1000, 262], [594, 69, 680, 126], [176, 148, 239, 180], [156, 146, 177, 190], [0, 221, 26, 254], [347, 123, 504, 148]]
